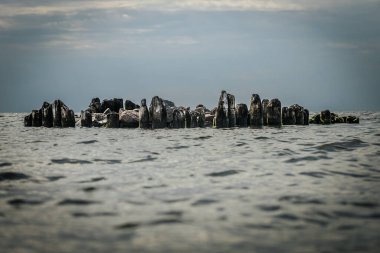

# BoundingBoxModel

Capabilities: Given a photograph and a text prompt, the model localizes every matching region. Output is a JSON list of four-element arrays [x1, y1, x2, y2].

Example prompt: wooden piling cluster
[[24, 90, 360, 128]]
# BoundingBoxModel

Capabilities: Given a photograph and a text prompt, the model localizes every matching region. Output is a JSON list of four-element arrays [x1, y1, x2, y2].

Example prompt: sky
[[0, 0, 379, 112]]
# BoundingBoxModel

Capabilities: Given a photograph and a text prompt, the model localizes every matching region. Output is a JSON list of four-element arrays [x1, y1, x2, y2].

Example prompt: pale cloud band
[[1, 0, 377, 17]]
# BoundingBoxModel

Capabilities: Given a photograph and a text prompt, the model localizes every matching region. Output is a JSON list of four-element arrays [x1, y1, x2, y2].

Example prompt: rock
[[289, 104, 304, 125], [191, 111, 198, 128], [172, 108, 185, 128], [320, 110, 331, 124], [163, 100, 175, 108], [249, 94, 263, 127], [41, 102, 53, 128], [267, 98, 282, 126], [32, 110, 42, 127], [282, 107, 296, 125], [125, 100, 139, 110], [205, 113, 214, 127], [88, 97, 101, 113], [61, 104, 75, 128], [184, 107, 191, 128], [166, 106, 174, 127], [101, 98, 123, 113], [150, 96, 167, 129], [346, 115, 359, 124], [24, 113, 32, 127], [103, 108, 112, 115], [303, 109, 309, 125], [262, 99, 269, 126], [119, 109, 139, 128], [106, 112, 119, 128], [52, 100, 63, 127], [214, 91, 229, 128], [195, 106, 206, 128], [236, 103, 248, 127], [309, 114, 321, 124], [80, 110, 92, 127], [92, 113, 107, 127], [227, 93, 236, 127], [139, 99, 150, 129]]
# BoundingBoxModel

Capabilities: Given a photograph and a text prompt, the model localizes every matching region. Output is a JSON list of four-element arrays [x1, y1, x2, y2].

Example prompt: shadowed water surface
[[0, 112, 379, 253]]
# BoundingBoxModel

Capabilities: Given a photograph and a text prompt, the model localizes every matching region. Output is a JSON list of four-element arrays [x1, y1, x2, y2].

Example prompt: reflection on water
[[0, 112, 380, 253]]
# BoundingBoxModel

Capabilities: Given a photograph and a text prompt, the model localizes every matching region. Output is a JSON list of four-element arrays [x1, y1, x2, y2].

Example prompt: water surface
[[0, 112, 379, 253]]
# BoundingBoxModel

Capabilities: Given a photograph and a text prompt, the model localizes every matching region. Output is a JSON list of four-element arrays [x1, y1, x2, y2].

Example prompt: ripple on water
[[166, 145, 190, 150], [192, 198, 218, 206], [8, 198, 45, 206], [46, 176, 65, 182], [93, 159, 122, 164], [285, 155, 330, 163], [78, 177, 106, 183], [0, 161, 12, 167], [316, 138, 368, 152], [279, 195, 325, 205], [256, 205, 282, 212], [206, 170, 243, 177], [0, 172, 30, 181], [326, 170, 371, 178], [51, 158, 92, 164], [299, 171, 329, 178], [129, 155, 157, 163], [72, 212, 117, 218], [57, 199, 100, 205], [76, 140, 98, 144]]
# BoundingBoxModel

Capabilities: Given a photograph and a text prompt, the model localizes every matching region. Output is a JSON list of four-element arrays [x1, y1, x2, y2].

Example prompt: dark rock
[[214, 91, 229, 128], [80, 110, 92, 127], [24, 113, 32, 127], [92, 113, 107, 127], [310, 114, 321, 124], [227, 93, 236, 127], [106, 112, 119, 128], [282, 107, 296, 125], [262, 99, 269, 126], [61, 104, 75, 127], [290, 104, 304, 125], [303, 109, 309, 125], [52, 100, 63, 127], [267, 98, 282, 126], [320, 110, 331, 125], [163, 100, 175, 108], [191, 111, 198, 128], [125, 100, 139, 110], [236, 103, 248, 127], [32, 110, 42, 127], [184, 107, 191, 128], [88, 97, 101, 113], [346, 115, 359, 124], [172, 108, 185, 128], [150, 96, 167, 129], [195, 107, 206, 128], [249, 94, 263, 127], [101, 98, 123, 113], [139, 99, 150, 129], [41, 102, 53, 128]]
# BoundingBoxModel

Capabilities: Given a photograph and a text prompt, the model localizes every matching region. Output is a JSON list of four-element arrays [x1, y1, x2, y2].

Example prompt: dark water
[[0, 112, 379, 253]]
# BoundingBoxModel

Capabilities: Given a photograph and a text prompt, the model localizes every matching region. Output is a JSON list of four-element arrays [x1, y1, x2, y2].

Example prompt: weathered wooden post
[[267, 98, 282, 126], [139, 99, 150, 129], [235, 103, 248, 127], [249, 94, 263, 127]]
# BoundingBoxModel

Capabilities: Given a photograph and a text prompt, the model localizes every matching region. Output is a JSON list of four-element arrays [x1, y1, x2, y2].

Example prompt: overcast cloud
[[0, 0, 379, 112]]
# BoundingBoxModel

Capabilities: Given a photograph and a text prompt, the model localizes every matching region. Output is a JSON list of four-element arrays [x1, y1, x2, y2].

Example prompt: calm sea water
[[0, 112, 379, 253]]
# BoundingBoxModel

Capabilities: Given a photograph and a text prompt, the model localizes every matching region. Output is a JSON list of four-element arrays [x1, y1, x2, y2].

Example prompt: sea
[[0, 112, 379, 253]]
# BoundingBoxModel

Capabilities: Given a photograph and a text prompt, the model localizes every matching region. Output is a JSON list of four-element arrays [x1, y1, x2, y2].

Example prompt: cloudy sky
[[0, 0, 379, 112]]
